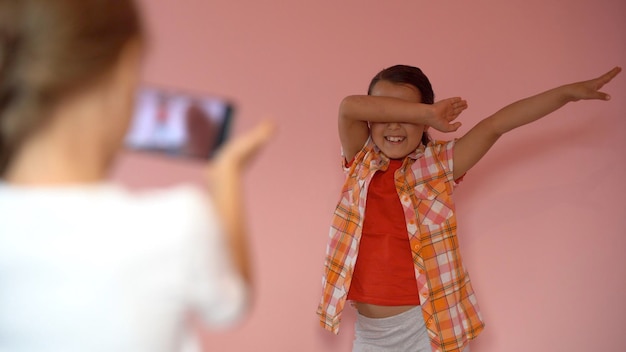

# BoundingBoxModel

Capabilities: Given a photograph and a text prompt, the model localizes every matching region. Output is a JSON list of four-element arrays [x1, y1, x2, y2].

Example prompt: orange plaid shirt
[[317, 138, 485, 352]]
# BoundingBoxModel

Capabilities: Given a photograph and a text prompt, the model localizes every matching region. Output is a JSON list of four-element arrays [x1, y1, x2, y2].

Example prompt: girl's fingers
[[450, 121, 462, 131], [594, 66, 622, 89], [574, 67, 620, 101], [453, 99, 468, 110], [604, 66, 622, 81], [598, 92, 611, 101], [450, 99, 468, 119]]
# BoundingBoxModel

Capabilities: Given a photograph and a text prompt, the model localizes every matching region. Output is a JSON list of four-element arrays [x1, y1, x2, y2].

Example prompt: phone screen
[[124, 86, 234, 159]]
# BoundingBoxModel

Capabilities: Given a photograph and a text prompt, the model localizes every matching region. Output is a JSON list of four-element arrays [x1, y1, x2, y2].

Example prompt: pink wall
[[111, 0, 626, 351]]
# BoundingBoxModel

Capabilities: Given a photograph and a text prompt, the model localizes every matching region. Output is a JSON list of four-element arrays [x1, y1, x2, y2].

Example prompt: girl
[[0, 0, 272, 351], [318, 65, 620, 352]]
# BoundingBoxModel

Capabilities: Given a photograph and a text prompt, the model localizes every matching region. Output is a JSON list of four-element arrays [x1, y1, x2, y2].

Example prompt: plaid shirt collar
[[359, 138, 426, 172]]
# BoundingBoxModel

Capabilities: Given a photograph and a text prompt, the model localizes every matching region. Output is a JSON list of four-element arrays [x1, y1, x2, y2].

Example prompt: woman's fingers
[[213, 119, 275, 170]]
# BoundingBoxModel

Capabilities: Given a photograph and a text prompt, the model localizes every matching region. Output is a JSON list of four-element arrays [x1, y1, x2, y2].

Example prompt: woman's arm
[[338, 95, 467, 161], [453, 66, 621, 180], [206, 121, 274, 284]]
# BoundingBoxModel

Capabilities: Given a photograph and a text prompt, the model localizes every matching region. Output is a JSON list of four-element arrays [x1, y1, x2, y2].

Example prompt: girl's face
[[369, 80, 425, 159]]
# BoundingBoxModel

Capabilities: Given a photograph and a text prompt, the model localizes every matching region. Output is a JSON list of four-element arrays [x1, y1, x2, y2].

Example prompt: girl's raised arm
[[453, 66, 621, 180], [338, 95, 467, 161]]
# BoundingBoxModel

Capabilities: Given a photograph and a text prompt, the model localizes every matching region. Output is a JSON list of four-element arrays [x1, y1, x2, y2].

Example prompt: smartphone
[[124, 86, 234, 160]]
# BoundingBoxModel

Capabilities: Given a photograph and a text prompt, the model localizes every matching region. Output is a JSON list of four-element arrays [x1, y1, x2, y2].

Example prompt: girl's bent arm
[[338, 95, 467, 161], [453, 66, 621, 180]]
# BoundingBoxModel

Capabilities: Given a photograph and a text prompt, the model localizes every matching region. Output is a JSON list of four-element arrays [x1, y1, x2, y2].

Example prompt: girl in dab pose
[[318, 64, 620, 352], [0, 0, 272, 351]]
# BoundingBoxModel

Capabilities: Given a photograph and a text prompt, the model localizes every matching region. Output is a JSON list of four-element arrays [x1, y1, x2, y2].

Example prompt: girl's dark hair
[[367, 65, 434, 146], [0, 0, 144, 176]]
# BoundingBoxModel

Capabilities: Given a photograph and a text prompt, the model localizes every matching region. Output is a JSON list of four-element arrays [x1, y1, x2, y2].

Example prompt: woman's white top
[[0, 184, 247, 352]]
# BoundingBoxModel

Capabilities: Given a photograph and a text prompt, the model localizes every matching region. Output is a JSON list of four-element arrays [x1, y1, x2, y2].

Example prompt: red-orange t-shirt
[[347, 159, 420, 305]]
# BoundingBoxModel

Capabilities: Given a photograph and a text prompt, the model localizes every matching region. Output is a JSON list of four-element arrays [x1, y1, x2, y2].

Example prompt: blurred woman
[[0, 0, 272, 351]]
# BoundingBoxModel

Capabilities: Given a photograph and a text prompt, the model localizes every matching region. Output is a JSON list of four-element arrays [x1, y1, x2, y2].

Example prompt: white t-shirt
[[0, 184, 247, 352]]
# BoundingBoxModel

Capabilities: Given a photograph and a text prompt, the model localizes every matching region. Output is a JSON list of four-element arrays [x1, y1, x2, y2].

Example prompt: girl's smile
[[384, 136, 405, 143]]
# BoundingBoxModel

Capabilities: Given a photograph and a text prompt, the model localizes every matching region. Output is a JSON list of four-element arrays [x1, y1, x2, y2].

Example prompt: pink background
[[111, 0, 626, 351]]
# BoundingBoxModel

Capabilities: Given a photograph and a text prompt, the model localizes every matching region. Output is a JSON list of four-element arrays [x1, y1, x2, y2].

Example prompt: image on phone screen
[[124, 86, 234, 160]]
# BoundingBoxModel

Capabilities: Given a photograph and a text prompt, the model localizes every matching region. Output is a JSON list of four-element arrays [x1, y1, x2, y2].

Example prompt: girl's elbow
[[339, 96, 359, 117], [480, 117, 506, 138]]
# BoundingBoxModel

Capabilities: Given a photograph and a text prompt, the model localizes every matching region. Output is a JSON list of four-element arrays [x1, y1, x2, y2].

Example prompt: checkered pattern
[[317, 138, 485, 352]]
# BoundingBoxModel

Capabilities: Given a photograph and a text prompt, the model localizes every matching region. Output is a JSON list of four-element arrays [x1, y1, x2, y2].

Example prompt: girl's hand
[[211, 120, 275, 173], [428, 97, 468, 132], [568, 66, 622, 102]]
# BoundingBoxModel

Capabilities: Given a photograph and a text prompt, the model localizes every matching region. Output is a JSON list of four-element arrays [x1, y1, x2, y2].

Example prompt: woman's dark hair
[[367, 65, 434, 146], [0, 0, 144, 175]]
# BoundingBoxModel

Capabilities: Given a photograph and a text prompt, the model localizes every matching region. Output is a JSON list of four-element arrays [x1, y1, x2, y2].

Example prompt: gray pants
[[353, 306, 471, 352]]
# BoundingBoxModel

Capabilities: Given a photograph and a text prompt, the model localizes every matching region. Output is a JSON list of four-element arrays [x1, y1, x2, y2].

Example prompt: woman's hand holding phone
[[210, 120, 275, 173], [206, 120, 275, 285]]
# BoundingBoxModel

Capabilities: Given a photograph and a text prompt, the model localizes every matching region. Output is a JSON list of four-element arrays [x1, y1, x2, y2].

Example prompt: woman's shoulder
[[0, 182, 204, 203], [0, 182, 213, 226], [0, 183, 218, 254]]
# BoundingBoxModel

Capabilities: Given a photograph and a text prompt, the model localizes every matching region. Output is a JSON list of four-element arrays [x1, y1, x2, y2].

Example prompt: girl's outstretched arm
[[338, 96, 467, 161], [453, 66, 621, 179]]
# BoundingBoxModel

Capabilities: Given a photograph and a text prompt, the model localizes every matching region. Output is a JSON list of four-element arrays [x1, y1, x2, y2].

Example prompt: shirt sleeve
[[435, 139, 465, 188], [183, 188, 248, 328], [342, 137, 372, 173]]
